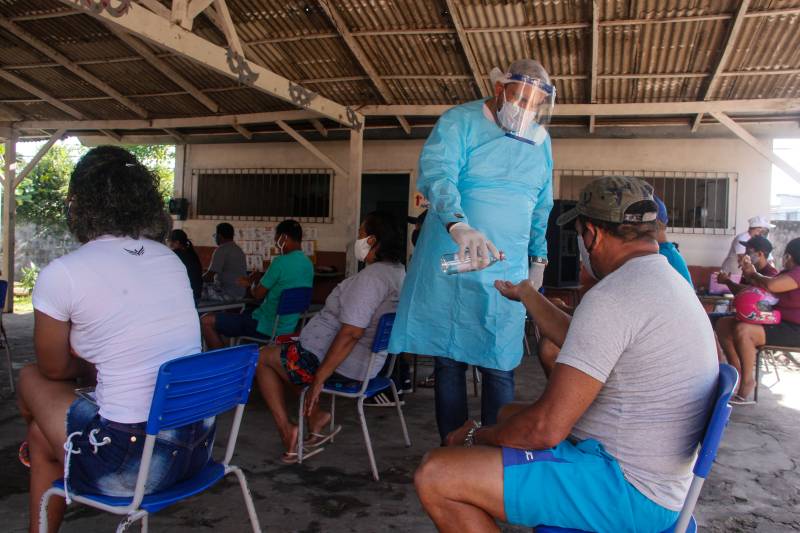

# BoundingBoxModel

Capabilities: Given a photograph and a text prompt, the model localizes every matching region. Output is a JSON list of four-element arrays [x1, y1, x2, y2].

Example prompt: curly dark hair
[[67, 146, 168, 243], [363, 211, 404, 264]]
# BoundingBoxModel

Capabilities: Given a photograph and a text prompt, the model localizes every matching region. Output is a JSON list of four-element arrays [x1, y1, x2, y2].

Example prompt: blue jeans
[[434, 357, 515, 443]]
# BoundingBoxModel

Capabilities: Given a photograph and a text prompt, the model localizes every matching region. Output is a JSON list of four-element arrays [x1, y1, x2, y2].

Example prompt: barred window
[[193, 168, 333, 223], [555, 169, 736, 235]]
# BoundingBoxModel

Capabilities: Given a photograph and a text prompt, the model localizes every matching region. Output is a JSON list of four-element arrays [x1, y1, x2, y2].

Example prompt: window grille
[[192, 168, 333, 223], [555, 169, 737, 235]]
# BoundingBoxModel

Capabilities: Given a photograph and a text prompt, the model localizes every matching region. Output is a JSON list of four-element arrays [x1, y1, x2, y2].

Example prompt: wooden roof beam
[[232, 123, 252, 140], [99, 129, 122, 141], [310, 119, 328, 138], [106, 25, 220, 112], [588, 0, 599, 134], [0, 17, 149, 118], [138, 0, 171, 19], [15, 128, 67, 186], [58, 0, 361, 128], [276, 120, 347, 176], [444, 0, 488, 98], [163, 128, 187, 143], [317, 0, 408, 135], [692, 0, 751, 132], [0, 69, 84, 119]]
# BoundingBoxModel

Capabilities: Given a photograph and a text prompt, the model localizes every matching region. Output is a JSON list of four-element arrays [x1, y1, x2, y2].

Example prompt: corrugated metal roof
[[0, 0, 798, 133]]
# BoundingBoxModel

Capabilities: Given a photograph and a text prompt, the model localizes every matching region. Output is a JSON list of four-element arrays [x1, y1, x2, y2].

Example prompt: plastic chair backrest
[[276, 287, 313, 316], [0, 280, 7, 310], [146, 345, 259, 435], [694, 363, 738, 478], [371, 313, 396, 354]]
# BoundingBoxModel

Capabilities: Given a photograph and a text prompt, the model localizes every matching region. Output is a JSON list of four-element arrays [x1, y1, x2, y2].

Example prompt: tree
[[15, 143, 74, 233], [125, 144, 175, 202]]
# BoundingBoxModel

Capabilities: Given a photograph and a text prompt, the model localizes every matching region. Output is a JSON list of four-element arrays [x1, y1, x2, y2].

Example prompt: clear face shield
[[495, 73, 556, 145]]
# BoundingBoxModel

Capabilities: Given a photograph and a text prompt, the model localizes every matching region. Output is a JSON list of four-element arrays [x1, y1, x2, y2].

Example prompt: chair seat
[[535, 516, 696, 533], [53, 461, 226, 514], [323, 376, 392, 398]]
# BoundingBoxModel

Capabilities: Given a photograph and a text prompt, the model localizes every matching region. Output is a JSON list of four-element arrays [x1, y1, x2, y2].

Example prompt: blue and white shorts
[[64, 396, 215, 498], [503, 439, 679, 532]]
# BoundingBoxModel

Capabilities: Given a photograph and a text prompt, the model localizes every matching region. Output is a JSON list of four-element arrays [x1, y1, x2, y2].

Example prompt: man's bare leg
[[715, 317, 741, 377], [257, 346, 298, 453], [733, 322, 766, 399], [415, 446, 506, 533], [200, 313, 225, 350]]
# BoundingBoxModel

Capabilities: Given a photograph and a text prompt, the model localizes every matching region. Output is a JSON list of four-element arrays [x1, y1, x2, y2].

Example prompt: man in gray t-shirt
[[202, 222, 247, 300], [414, 177, 719, 533]]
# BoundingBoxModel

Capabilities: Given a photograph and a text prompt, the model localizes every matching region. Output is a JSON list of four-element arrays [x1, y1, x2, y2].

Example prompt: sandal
[[730, 394, 755, 406], [304, 425, 342, 448], [280, 446, 324, 464]]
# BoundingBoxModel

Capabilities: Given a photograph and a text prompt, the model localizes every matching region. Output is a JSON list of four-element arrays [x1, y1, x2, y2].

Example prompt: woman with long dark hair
[[255, 211, 406, 462], [17, 146, 212, 532], [168, 229, 203, 301]]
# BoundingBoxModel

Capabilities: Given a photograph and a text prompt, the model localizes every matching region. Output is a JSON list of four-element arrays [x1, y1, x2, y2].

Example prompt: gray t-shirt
[[209, 241, 247, 299], [558, 254, 718, 511], [299, 261, 405, 380]]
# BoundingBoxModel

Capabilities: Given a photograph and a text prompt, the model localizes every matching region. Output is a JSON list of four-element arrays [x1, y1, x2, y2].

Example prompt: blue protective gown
[[388, 100, 554, 371]]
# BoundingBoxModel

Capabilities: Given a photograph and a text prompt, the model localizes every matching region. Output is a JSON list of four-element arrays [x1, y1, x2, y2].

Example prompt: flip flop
[[730, 394, 756, 406], [305, 425, 342, 448], [280, 446, 324, 464], [417, 374, 435, 388]]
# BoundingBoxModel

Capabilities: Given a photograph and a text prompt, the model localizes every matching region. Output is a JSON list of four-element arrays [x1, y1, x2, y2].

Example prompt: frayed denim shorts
[[64, 396, 215, 498]]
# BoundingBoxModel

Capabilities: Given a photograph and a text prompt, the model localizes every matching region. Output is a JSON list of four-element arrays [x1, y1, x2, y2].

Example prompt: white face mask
[[577, 232, 598, 280], [497, 98, 526, 132], [354, 237, 372, 262]]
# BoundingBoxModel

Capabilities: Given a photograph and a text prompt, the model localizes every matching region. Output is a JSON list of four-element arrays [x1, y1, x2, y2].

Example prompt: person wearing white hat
[[720, 215, 775, 274]]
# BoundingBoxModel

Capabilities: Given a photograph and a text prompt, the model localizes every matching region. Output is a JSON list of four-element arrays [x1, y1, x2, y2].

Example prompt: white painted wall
[[175, 137, 771, 267]]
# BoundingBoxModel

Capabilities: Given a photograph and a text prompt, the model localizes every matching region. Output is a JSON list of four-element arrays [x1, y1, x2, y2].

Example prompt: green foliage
[[12, 142, 175, 234], [125, 144, 175, 203], [15, 143, 75, 232], [20, 262, 39, 293]]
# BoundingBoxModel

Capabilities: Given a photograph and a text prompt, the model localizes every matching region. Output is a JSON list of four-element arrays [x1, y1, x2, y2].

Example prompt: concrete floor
[[0, 311, 798, 532]]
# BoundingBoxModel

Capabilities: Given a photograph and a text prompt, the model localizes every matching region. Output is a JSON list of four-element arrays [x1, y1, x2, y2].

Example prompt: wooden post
[[347, 127, 364, 276], [2, 132, 17, 312]]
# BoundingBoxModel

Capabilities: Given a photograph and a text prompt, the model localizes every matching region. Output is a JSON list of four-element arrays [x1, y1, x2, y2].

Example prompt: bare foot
[[281, 424, 298, 455], [308, 411, 332, 437]]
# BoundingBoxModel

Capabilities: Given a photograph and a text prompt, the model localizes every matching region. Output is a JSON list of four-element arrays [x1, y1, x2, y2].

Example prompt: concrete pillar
[[2, 132, 17, 312]]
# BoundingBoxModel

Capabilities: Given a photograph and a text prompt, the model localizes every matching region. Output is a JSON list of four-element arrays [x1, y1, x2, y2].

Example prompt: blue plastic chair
[[234, 286, 313, 346], [39, 345, 262, 533], [297, 313, 411, 481], [0, 280, 13, 392], [535, 363, 738, 533]]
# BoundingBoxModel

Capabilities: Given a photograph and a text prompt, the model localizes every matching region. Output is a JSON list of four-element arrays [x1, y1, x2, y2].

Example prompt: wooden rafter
[[163, 128, 187, 143], [275, 120, 347, 176], [444, 0, 487, 98], [710, 111, 800, 184], [317, 0, 409, 135], [0, 17, 149, 118], [232, 123, 252, 140], [58, 0, 361, 128], [310, 119, 328, 138], [14, 129, 67, 186], [107, 25, 220, 112], [0, 69, 84, 119], [692, 0, 751, 132], [588, 0, 599, 133]]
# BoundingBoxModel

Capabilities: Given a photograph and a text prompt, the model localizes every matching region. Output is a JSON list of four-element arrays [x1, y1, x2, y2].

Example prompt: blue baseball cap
[[654, 195, 668, 225]]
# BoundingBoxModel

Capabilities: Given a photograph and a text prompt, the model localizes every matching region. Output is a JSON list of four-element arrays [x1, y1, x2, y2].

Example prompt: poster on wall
[[237, 225, 316, 271]]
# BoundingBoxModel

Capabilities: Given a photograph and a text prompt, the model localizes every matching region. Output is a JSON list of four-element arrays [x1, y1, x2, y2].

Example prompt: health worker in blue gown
[[388, 59, 556, 442]]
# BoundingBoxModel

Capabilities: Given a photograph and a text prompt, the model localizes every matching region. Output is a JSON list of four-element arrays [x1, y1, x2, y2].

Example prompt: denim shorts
[[65, 397, 216, 498], [503, 439, 679, 531]]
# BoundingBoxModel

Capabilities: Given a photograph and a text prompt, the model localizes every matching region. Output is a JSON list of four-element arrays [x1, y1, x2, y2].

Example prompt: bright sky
[[772, 138, 800, 205], [15, 136, 84, 162]]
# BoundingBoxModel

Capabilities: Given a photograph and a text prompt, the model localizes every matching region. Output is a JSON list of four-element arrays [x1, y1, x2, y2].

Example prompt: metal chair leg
[[755, 349, 762, 403], [141, 513, 149, 533], [38, 487, 61, 533], [356, 397, 380, 481], [472, 366, 480, 397], [115, 511, 147, 533], [2, 326, 13, 393], [329, 395, 336, 443], [229, 465, 262, 533], [389, 382, 411, 447]]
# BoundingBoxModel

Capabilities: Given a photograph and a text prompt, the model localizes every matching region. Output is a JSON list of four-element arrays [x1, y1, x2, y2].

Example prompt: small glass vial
[[441, 251, 506, 275]]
